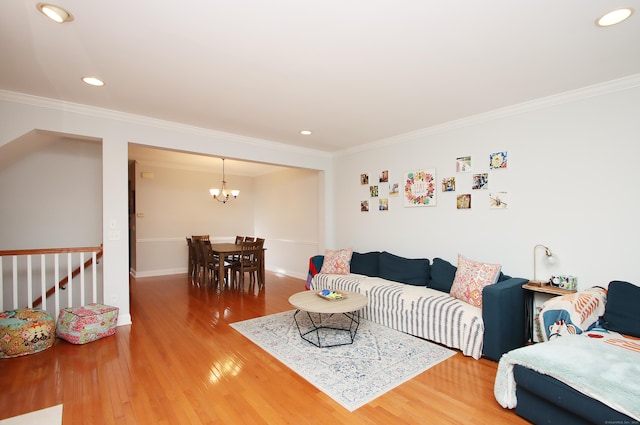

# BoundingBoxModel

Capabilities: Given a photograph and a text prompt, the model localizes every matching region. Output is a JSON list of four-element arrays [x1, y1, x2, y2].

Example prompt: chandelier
[[209, 158, 239, 203]]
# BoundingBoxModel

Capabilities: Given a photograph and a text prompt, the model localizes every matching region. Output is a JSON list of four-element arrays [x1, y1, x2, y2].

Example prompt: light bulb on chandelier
[[209, 158, 239, 204]]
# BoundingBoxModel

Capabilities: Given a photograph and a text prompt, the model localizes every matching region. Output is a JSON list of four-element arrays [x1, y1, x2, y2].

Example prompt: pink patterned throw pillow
[[320, 249, 353, 274], [450, 254, 501, 308]]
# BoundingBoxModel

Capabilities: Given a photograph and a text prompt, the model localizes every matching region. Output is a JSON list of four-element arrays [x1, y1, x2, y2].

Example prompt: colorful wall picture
[[489, 192, 508, 209], [379, 198, 389, 211], [442, 177, 456, 192], [456, 156, 471, 173], [361, 200, 369, 212], [472, 173, 489, 190], [389, 183, 400, 196], [379, 170, 389, 183], [457, 194, 471, 209], [370, 185, 379, 197], [404, 169, 437, 207], [490, 151, 508, 169], [360, 173, 369, 185]]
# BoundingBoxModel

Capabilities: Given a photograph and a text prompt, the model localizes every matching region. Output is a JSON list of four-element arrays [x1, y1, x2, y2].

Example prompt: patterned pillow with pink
[[319, 248, 353, 274], [450, 254, 501, 308]]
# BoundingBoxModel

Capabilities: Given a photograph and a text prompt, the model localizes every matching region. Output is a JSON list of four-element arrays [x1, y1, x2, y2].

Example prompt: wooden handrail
[[0, 246, 103, 256], [31, 248, 104, 308]]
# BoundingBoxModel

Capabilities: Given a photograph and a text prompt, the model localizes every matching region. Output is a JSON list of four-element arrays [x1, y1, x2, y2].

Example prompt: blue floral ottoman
[[0, 308, 56, 359]]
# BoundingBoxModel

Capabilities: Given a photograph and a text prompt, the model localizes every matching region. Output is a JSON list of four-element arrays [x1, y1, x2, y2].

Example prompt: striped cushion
[[311, 273, 484, 359]]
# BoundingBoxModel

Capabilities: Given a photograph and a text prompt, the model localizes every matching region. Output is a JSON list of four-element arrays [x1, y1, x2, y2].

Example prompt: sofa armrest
[[306, 255, 325, 289], [482, 277, 527, 361]]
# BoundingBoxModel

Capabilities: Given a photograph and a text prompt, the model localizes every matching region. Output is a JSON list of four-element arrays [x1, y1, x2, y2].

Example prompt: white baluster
[[41, 255, 47, 311], [12, 256, 18, 309], [80, 252, 85, 305], [54, 253, 60, 315], [92, 251, 98, 303], [67, 253, 73, 307], [27, 255, 33, 308]]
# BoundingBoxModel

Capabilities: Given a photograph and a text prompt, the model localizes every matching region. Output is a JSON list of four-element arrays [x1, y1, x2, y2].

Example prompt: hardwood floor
[[0, 272, 528, 424]]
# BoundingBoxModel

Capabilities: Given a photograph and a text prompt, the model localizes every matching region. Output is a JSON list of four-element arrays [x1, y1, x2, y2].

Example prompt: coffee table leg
[[293, 309, 361, 348]]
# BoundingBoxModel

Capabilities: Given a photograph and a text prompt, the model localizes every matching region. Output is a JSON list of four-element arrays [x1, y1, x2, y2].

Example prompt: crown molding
[[0, 90, 332, 159], [337, 73, 640, 156]]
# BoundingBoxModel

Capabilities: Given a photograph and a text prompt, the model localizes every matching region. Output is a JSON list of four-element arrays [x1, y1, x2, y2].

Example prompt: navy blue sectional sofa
[[510, 280, 640, 424]]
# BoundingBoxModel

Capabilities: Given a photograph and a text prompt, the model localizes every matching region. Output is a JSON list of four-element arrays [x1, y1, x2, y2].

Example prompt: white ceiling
[[1, 1, 639, 157]]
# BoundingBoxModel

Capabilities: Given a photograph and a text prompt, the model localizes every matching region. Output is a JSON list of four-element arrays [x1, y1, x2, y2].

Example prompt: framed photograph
[[379, 198, 389, 211], [456, 156, 471, 173], [360, 200, 369, 212], [472, 173, 488, 190], [370, 185, 379, 197], [490, 151, 508, 169], [489, 192, 508, 209], [360, 173, 369, 185], [389, 183, 400, 197], [442, 177, 456, 192], [404, 169, 437, 207], [457, 194, 471, 209], [379, 169, 389, 183]]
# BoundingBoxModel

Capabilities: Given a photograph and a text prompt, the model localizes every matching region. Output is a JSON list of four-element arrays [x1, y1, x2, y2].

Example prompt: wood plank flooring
[[0, 272, 528, 424]]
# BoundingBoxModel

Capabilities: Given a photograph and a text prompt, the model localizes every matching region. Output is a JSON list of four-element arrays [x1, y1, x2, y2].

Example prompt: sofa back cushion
[[428, 257, 457, 292], [350, 251, 380, 276], [602, 280, 640, 338], [378, 251, 430, 286]]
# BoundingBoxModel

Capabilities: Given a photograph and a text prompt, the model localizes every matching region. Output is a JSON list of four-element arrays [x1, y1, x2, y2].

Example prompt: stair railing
[[0, 245, 104, 319]]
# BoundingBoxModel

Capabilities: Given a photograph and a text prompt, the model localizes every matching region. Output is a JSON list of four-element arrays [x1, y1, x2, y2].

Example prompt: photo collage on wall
[[444, 151, 509, 210], [360, 169, 399, 212], [359, 151, 508, 212]]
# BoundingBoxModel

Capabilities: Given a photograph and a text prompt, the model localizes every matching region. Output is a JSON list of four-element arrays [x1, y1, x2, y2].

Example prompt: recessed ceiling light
[[37, 3, 74, 23], [596, 8, 634, 27], [300, 130, 312, 135], [82, 77, 105, 87]]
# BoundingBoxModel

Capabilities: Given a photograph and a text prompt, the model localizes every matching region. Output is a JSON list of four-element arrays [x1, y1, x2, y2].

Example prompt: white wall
[[254, 167, 321, 279], [133, 164, 321, 279], [133, 163, 257, 277], [0, 134, 102, 249], [333, 77, 640, 289]]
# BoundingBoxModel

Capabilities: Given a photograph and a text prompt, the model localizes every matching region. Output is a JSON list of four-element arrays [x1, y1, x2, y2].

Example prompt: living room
[[1, 2, 639, 423]]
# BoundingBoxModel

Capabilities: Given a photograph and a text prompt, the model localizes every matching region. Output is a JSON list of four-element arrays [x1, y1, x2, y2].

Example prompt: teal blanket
[[494, 334, 640, 421]]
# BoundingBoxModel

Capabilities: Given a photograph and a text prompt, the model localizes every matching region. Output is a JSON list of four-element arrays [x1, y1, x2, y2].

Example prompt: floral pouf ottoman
[[0, 308, 56, 359], [56, 303, 119, 344]]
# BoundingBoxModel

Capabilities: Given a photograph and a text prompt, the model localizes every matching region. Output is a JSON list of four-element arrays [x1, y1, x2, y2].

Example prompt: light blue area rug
[[231, 310, 455, 411]]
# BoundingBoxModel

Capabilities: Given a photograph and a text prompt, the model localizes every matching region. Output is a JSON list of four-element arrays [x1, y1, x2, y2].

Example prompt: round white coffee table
[[288, 290, 368, 348]]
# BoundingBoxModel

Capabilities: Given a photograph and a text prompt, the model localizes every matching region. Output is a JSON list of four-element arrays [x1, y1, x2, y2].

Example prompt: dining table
[[209, 243, 265, 287]]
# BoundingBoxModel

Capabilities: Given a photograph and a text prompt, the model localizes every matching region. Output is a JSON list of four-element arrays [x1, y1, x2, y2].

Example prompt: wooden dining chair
[[186, 237, 198, 280], [193, 239, 208, 284], [231, 240, 262, 288], [201, 239, 223, 288]]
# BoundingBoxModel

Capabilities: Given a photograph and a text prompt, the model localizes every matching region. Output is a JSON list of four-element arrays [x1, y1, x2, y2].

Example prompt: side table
[[523, 282, 577, 342]]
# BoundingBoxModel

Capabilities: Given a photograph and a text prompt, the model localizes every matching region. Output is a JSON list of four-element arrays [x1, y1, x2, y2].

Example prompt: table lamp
[[531, 244, 553, 286]]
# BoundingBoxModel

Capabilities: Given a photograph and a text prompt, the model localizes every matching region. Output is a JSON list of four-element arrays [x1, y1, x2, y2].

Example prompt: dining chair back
[[232, 240, 263, 287], [186, 237, 198, 279], [201, 239, 224, 287], [192, 239, 207, 284]]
